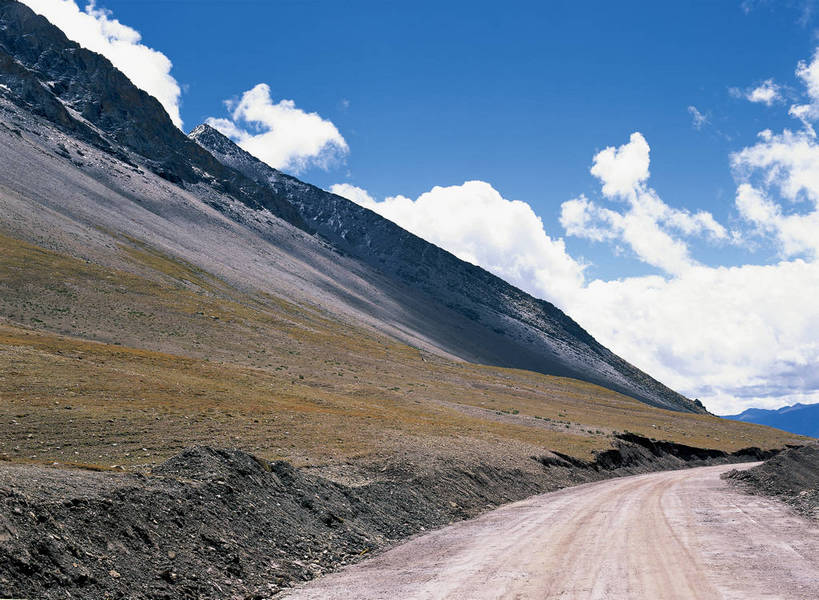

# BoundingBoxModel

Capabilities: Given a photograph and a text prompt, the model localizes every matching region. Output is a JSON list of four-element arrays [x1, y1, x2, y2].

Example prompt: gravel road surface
[[283, 463, 819, 599]]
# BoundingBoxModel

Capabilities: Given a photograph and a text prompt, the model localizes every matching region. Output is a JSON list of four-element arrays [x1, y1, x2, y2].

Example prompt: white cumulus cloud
[[20, 0, 183, 128], [732, 129, 819, 257], [570, 261, 819, 415], [207, 83, 348, 174], [330, 181, 586, 305], [746, 79, 782, 106], [589, 132, 651, 198], [560, 132, 728, 276], [785, 48, 819, 132]]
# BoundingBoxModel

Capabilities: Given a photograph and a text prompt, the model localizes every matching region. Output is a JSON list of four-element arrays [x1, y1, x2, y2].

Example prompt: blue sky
[[23, 0, 819, 414], [95, 0, 814, 278]]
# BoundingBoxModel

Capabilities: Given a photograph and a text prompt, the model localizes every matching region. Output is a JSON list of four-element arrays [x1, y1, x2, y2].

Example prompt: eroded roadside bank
[[726, 442, 819, 520], [0, 434, 784, 599]]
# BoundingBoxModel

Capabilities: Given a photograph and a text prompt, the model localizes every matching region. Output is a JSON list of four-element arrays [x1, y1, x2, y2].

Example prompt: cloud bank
[[332, 49, 819, 415], [208, 84, 348, 174], [20, 0, 183, 128]]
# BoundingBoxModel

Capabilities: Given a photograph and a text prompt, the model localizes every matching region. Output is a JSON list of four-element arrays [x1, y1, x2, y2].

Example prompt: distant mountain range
[[724, 403, 819, 438]]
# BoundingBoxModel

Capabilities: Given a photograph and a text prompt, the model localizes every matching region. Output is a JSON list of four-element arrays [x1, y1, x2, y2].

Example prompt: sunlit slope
[[0, 232, 804, 470]]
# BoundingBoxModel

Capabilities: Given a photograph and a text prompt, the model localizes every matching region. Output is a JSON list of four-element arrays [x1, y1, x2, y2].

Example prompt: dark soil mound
[[0, 447, 584, 599], [535, 432, 774, 471], [726, 443, 819, 519]]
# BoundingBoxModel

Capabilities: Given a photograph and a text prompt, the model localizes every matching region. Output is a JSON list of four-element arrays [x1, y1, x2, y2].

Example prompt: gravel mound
[[725, 443, 819, 519], [0, 446, 582, 599], [0, 440, 775, 599]]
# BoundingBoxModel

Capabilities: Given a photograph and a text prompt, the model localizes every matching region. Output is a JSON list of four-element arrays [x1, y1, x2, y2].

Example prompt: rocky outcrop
[[0, 0, 306, 230], [0, 446, 579, 599], [0, 441, 768, 599], [534, 432, 776, 471]]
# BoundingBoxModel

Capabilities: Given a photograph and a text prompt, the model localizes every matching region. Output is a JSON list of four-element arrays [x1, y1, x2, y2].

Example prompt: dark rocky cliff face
[[0, 0, 306, 230], [0, 0, 703, 413]]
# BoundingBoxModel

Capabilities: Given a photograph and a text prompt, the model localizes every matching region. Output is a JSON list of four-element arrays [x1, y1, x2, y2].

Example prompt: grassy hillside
[[0, 231, 805, 471]]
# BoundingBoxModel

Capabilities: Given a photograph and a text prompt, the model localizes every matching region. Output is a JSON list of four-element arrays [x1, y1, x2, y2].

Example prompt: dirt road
[[282, 464, 819, 599]]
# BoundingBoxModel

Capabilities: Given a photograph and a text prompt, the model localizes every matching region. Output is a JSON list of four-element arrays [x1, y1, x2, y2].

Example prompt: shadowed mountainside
[[184, 126, 699, 413]]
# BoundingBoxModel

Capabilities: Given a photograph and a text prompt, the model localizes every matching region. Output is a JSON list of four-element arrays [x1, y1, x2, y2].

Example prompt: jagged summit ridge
[[190, 123, 285, 186], [0, 1, 306, 229]]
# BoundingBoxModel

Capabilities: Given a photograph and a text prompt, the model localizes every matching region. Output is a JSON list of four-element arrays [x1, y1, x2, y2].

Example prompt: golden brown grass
[[0, 231, 807, 470]]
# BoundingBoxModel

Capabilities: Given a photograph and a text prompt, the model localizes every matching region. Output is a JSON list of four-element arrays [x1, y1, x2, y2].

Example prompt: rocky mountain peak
[[189, 122, 287, 187], [0, 0, 307, 229], [189, 123, 231, 150]]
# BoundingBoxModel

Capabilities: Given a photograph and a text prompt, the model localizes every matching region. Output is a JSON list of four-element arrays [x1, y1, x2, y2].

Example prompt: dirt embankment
[[0, 437, 778, 600], [726, 442, 819, 519]]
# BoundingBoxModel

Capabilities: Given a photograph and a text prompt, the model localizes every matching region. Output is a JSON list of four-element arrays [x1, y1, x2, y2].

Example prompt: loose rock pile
[[726, 443, 819, 520]]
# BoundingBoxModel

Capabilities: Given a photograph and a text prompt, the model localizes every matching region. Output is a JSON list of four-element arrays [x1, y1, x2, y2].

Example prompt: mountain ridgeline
[[725, 403, 819, 438], [0, 0, 702, 413], [188, 129, 701, 413], [0, 0, 305, 229]]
